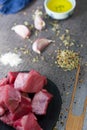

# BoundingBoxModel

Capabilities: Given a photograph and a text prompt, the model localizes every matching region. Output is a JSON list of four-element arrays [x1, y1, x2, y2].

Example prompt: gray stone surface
[[0, 0, 87, 130]]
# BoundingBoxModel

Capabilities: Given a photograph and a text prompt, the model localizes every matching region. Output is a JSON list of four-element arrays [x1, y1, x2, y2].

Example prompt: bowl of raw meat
[[0, 69, 62, 130]]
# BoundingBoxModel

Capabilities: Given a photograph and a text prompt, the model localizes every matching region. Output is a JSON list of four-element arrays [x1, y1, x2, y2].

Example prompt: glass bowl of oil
[[44, 0, 76, 20]]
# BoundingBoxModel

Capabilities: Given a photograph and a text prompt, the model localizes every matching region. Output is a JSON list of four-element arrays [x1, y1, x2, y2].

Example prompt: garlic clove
[[34, 16, 45, 31], [32, 38, 54, 54], [11, 25, 31, 39], [34, 10, 46, 30], [32, 41, 41, 54]]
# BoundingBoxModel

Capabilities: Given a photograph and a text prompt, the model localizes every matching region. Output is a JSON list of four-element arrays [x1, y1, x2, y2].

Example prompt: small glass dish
[[44, 0, 76, 20]]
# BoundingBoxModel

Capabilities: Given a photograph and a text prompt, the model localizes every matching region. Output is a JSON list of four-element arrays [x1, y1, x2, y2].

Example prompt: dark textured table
[[0, 0, 87, 130]]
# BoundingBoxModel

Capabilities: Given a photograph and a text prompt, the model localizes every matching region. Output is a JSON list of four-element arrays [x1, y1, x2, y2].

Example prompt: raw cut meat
[[0, 69, 53, 130], [0, 77, 9, 87], [0, 96, 32, 126], [0, 106, 5, 116], [13, 113, 42, 130], [8, 72, 19, 84], [32, 89, 53, 115], [12, 96, 32, 121], [0, 85, 21, 113], [14, 70, 47, 93], [0, 111, 14, 126]]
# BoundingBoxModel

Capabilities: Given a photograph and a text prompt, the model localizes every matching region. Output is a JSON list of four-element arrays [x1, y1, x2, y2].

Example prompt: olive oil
[[47, 0, 73, 13]]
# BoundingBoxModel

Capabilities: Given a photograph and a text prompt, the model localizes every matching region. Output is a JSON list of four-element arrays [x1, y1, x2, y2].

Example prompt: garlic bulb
[[32, 38, 54, 54], [12, 25, 31, 39], [34, 10, 46, 30]]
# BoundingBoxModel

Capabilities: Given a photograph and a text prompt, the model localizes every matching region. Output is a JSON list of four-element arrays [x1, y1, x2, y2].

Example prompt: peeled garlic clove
[[34, 15, 45, 30], [32, 38, 54, 54], [34, 10, 46, 30], [11, 25, 31, 39]]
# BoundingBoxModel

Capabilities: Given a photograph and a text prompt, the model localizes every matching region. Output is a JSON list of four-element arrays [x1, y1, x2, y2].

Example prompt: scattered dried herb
[[59, 29, 75, 48], [56, 50, 80, 71], [24, 21, 29, 26]]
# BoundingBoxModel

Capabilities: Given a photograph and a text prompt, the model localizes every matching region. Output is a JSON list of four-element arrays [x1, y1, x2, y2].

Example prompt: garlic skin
[[32, 38, 54, 54], [11, 25, 31, 39], [34, 10, 46, 30]]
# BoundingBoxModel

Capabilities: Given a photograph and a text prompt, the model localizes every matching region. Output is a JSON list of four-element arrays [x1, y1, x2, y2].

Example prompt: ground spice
[[56, 50, 80, 71]]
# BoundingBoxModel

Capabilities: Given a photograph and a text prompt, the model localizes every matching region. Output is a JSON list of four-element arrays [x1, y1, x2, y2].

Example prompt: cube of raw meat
[[0, 106, 5, 116], [0, 111, 14, 126], [0, 85, 21, 113], [32, 89, 53, 115], [14, 70, 47, 93], [8, 72, 19, 84], [13, 113, 43, 130], [0, 77, 9, 87], [0, 96, 32, 126], [12, 96, 32, 121]]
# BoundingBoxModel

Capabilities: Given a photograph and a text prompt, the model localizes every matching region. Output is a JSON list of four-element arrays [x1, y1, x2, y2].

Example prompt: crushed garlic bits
[[56, 50, 80, 71]]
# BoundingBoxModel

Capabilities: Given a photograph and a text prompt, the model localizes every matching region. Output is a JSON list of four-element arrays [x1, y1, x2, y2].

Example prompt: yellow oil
[[47, 0, 73, 13]]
